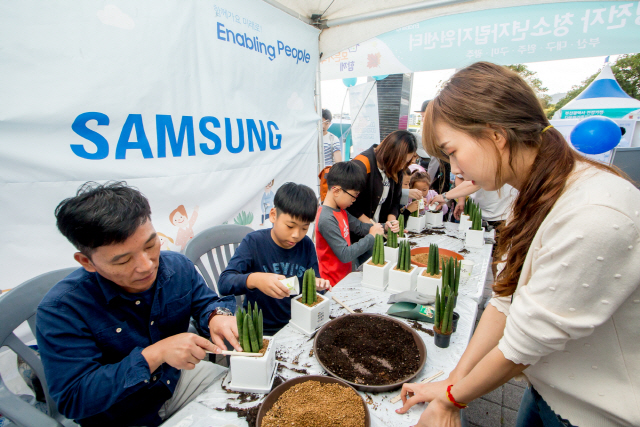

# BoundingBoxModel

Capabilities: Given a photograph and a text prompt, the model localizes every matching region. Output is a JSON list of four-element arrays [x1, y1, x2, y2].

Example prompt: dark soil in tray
[[315, 316, 421, 385]]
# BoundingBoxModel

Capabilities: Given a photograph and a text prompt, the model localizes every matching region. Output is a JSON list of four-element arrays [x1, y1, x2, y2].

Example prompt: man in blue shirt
[[36, 182, 240, 426], [218, 182, 330, 335]]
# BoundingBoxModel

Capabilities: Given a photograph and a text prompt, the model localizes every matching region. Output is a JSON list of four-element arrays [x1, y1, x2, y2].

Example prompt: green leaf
[[242, 314, 251, 352]]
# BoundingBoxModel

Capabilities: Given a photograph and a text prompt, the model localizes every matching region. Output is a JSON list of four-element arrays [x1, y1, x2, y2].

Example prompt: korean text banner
[[349, 82, 381, 156], [321, 2, 640, 80], [0, 0, 319, 289]]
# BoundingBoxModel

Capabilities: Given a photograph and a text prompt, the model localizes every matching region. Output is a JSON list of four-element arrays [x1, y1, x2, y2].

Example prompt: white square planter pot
[[425, 211, 443, 227], [384, 245, 399, 263], [387, 265, 419, 294], [289, 294, 332, 336], [229, 337, 276, 393], [459, 215, 471, 231], [465, 228, 486, 248], [362, 258, 392, 291], [405, 215, 425, 232], [416, 268, 442, 298]]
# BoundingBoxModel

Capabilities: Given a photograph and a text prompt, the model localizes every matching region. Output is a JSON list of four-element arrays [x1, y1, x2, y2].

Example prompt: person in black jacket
[[347, 130, 418, 246]]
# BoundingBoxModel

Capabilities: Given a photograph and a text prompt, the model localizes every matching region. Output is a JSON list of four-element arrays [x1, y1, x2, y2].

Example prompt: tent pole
[[323, 0, 470, 28], [261, 0, 313, 24], [315, 57, 325, 176]]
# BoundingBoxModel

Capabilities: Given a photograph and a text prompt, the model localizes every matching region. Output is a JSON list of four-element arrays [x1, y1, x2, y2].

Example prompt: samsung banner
[[0, 1, 320, 289], [321, 1, 640, 79]]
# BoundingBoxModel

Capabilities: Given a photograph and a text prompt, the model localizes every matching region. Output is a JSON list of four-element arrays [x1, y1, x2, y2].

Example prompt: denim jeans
[[516, 386, 577, 427]]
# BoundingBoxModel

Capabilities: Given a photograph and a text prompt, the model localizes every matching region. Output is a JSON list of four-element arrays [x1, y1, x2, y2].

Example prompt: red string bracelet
[[446, 385, 468, 409]]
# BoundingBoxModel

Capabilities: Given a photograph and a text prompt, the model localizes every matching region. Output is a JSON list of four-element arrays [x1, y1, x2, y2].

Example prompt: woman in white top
[[396, 62, 640, 427]]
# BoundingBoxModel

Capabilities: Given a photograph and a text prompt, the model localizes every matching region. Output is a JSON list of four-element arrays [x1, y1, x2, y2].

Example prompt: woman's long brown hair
[[375, 130, 418, 182], [422, 62, 624, 297]]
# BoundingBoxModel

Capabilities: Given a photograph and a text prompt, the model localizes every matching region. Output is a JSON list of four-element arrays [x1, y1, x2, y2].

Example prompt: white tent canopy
[[265, 0, 604, 59], [554, 62, 640, 119]]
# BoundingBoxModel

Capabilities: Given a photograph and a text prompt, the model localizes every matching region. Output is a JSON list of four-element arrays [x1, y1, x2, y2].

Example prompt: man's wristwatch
[[208, 307, 233, 324]]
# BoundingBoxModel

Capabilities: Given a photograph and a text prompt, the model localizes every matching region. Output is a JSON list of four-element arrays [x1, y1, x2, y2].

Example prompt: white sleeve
[[489, 294, 512, 316], [498, 205, 640, 366]]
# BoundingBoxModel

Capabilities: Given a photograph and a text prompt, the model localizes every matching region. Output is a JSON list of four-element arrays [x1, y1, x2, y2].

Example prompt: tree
[[546, 53, 640, 118], [506, 64, 552, 110], [612, 53, 640, 100]]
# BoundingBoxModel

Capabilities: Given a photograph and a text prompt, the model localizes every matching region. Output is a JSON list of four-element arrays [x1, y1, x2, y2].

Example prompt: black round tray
[[313, 313, 427, 392]]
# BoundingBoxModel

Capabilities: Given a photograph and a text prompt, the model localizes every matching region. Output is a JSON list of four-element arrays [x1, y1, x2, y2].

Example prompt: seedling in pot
[[395, 240, 413, 272], [387, 230, 398, 248], [398, 215, 405, 238], [230, 303, 276, 393], [469, 203, 483, 231], [301, 268, 318, 306], [371, 234, 386, 266], [465, 201, 485, 248], [433, 257, 462, 347], [236, 302, 264, 353], [290, 268, 332, 335], [423, 244, 441, 277]]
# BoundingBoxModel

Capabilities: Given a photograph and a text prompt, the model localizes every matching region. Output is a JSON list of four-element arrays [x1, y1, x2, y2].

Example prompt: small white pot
[[387, 265, 419, 294], [425, 211, 443, 227], [289, 293, 332, 336], [405, 215, 425, 232], [465, 228, 486, 248], [229, 337, 276, 393], [384, 245, 399, 262], [416, 268, 442, 298], [459, 215, 471, 231], [362, 257, 392, 291]]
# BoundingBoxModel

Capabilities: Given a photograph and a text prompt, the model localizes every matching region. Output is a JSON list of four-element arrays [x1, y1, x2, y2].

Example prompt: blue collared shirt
[[36, 251, 235, 426]]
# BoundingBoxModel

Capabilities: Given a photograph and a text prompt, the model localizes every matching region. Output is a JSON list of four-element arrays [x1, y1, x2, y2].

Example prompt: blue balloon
[[373, 74, 389, 80], [570, 116, 621, 155], [342, 78, 357, 87]]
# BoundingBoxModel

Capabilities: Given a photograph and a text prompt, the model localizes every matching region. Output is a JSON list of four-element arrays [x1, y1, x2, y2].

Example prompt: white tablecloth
[[162, 223, 494, 427]]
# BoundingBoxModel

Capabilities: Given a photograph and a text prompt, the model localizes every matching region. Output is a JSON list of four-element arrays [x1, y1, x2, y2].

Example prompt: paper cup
[[461, 260, 475, 277], [280, 276, 300, 296]]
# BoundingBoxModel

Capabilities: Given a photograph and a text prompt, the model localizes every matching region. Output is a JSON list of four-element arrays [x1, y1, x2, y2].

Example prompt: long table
[[162, 223, 493, 427]]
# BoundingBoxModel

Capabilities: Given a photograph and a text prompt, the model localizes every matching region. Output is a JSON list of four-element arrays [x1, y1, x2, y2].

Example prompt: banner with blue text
[[321, 1, 640, 80], [0, 0, 319, 289]]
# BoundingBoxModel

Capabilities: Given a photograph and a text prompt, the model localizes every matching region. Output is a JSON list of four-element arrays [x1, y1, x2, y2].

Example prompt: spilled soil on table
[[315, 316, 421, 385]]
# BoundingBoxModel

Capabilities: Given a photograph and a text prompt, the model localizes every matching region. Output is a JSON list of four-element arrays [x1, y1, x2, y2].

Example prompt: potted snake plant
[[416, 244, 442, 298], [458, 199, 472, 231], [464, 202, 485, 248], [388, 240, 419, 294], [362, 234, 392, 291], [229, 303, 276, 393], [406, 199, 426, 232], [290, 268, 331, 335], [385, 229, 399, 262], [433, 281, 455, 348]]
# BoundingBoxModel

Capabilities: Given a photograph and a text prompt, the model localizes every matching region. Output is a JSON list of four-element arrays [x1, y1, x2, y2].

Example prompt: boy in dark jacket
[[218, 183, 330, 335]]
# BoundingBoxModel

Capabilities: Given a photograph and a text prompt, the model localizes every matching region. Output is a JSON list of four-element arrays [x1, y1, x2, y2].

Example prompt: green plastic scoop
[[386, 302, 435, 323]]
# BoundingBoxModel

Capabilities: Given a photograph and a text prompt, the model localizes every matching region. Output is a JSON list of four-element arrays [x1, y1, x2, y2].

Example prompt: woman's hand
[[408, 189, 423, 200], [407, 200, 419, 213], [385, 220, 400, 233], [453, 203, 464, 220], [429, 194, 445, 210], [396, 380, 450, 414], [414, 397, 461, 427]]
